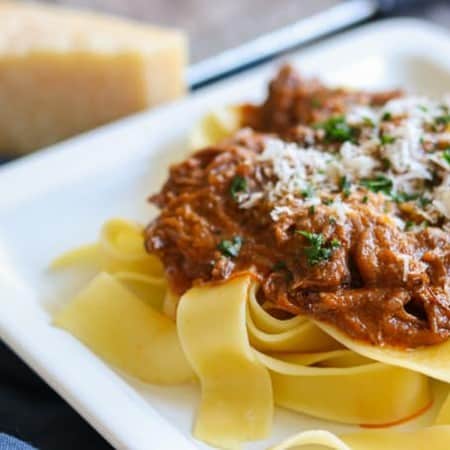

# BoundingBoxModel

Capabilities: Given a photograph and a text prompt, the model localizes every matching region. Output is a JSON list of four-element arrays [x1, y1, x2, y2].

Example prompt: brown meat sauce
[[145, 66, 450, 349]]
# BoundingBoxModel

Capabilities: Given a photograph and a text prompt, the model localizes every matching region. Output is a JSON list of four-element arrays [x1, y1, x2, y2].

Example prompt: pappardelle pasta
[[52, 66, 450, 449]]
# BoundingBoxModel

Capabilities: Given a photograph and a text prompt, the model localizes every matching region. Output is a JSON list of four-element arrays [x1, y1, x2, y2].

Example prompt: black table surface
[[1, 1, 450, 449], [0, 341, 112, 449]]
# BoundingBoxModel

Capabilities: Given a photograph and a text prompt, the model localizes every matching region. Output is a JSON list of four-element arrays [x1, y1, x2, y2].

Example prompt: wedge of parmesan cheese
[[0, 2, 187, 155]]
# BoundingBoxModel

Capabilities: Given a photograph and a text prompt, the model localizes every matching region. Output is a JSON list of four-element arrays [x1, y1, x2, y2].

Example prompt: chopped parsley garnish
[[315, 116, 355, 142], [361, 195, 369, 204], [330, 238, 341, 249], [436, 115, 450, 126], [381, 112, 392, 121], [309, 205, 316, 215], [418, 196, 432, 208], [229, 176, 248, 200], [380, 134, 396, 145], [296, 230, 341, 266], [217, 236, 243, 258], [339, 176, 351, 197], [329, 217, 337, 225], [363, 117, 375, 128], [391, 191, 419, 203], [404, 221, 415, 231], [322, 198, 334, 205], [418, 105, 428, 112], [301, 185, 314, 198], [361, 175, 393, 195], [443, 149, 450, 165]]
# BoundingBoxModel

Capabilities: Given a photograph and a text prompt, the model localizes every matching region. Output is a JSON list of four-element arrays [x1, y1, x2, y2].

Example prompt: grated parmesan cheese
[[237, 94, 449, 229]]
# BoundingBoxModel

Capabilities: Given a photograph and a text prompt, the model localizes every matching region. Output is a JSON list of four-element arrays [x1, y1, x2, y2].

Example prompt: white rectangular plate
[[1, 18, 450, 450]]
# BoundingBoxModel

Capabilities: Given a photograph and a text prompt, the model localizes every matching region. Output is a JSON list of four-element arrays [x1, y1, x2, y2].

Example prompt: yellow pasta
[[247, 284, 341, 353], [49, 212, 449, 449], [188, 106, 242, 150], [177, 276, 273, 449], [51, 223, 443, 448], [114, 271, 166, 311], [256, 350, 430, 425], [54, 272, 194, 384], [315, 321, 450, 384], [51, 219, 164, 278], [100, 218, 164, 276], [435, 388, 450, 425], [271, 384, 450, 449], [162, 288, 179, 321], [50, 243, 101, 270], [271, 426, 450, 450]]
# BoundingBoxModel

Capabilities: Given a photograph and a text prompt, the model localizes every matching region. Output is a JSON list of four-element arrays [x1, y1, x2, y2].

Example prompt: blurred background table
[[25, 0, 344, 63], [25, 0, 450, 65], [1, 1, 450, 449]]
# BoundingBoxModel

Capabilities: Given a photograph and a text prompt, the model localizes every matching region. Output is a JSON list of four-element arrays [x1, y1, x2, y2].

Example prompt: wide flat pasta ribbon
[[114, 271, 166, 311], [271, 425, 450, 450], [177, 275, 273, 449], [100, 219, 164, 276], [247, 284, 341, 353], [269, 367, 450, 449], [314, 321, 450, 384], [50, 219, 164, 278], [255, 350, 430, 425], [54, 272, 194, 384], [50, 243, 101, 270], [189, 106, 242, 150]]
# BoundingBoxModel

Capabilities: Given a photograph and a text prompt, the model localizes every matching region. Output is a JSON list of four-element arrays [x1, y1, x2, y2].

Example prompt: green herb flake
[[229, 176, 248, 200], [217, 236, 243, 258], [361, 195, 369, 204], [418, 105, 428, 113], [301, 185, 314, 199], [418, 196, 432, 208], [315, 116, 354, 142], [380, 134, 396, 145], [309, 205, 316, 215], [436, 115, 450, 126], [296, 230, 340, 266], [443, 149, 450, 165], [363, 117, 375, 128], [404, 221, 415, 231], [361, 176, 393, 195], [329, 217, 337, 225], [322, 198, 334, 206], [339, 176, 351, 197], [330, 238, 341, 249], [391, 191, 419, 203], [381, 112, 392, 121]]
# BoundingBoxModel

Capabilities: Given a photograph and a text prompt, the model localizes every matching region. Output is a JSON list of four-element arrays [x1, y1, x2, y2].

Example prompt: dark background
[[2, 1, 450, 449]]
